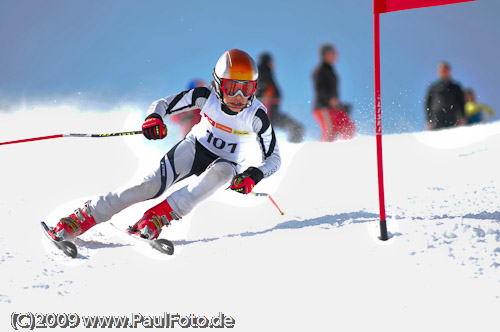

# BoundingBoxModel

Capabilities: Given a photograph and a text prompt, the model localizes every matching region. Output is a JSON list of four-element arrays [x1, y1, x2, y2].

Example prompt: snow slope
[[1, 106, 499, 331]]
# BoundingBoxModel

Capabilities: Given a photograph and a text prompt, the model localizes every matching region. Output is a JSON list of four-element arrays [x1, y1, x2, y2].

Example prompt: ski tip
[[41, 221, 58, 241]]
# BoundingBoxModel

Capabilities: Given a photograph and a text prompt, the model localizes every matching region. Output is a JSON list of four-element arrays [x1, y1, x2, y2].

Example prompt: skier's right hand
[[230, 167, 264, 195], [142, 114, 167, 140]]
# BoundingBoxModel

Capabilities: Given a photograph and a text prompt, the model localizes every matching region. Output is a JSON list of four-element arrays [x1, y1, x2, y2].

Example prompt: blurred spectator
[[169, 79, 206, 136], [464, 88, 495, 125], [312, 43, 355, 142], [424, 62, 466, 130], [256, 52, 304, 143]]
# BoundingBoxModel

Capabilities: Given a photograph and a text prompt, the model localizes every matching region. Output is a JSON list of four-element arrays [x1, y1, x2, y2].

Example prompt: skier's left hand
[[230, 167, 264, 195]]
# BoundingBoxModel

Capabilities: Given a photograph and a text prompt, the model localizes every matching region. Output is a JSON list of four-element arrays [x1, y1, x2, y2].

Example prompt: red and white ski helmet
[[212, 49, 258, 106]]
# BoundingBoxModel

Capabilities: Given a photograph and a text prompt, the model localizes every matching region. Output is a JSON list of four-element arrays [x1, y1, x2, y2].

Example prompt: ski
[[125, 226, 175, 255], [145, 237, 175, 255], [40, 221, 174, 257], [40, 221, 78, 258], [110, 223, 174, 255]]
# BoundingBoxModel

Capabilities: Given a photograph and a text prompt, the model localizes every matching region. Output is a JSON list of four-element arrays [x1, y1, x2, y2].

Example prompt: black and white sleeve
[[146, 86, 211, 119], [252, 108, 281, 178]]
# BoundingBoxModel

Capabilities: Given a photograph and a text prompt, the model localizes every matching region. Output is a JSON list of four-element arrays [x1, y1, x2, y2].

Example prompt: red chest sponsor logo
[[203, 114, 249, 136]]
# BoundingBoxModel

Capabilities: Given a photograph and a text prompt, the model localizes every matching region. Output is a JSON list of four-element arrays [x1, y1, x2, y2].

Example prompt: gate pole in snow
[[373, 10, 389, 241], [372, 0, 479, 241]]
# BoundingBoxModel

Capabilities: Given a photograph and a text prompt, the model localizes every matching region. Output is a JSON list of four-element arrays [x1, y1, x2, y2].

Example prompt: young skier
[[49, 49, 281, 241]]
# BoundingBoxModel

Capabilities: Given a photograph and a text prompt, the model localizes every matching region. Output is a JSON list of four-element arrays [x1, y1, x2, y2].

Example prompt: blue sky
[[0, 0, 498, 138]]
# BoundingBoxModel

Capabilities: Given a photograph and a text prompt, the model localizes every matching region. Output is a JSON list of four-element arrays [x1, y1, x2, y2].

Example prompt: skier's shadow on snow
[[404, 211, 500, 221], [174, 211, 379, 246], [75, 238, 129, 249]]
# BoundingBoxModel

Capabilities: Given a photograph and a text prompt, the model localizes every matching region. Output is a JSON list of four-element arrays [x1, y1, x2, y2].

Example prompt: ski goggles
[[220, 79, 257, 98]]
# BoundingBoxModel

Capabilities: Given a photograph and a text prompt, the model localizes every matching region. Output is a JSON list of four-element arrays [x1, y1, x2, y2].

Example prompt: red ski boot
[[52, 201, 97, 240], [127, 199, 180, 240]]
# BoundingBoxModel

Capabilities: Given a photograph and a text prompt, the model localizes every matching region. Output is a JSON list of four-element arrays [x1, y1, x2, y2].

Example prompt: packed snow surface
[[1, 106, 499, 331]]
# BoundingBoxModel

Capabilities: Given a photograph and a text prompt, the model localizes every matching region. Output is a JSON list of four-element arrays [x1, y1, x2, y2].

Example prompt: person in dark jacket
[[312, 44, 355, 141], [425, 62, 466, 130], [256, 52, 304, 143]]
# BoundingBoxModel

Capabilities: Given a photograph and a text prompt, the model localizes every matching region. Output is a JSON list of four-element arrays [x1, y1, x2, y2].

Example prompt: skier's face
[[223, 94, 249, 112]]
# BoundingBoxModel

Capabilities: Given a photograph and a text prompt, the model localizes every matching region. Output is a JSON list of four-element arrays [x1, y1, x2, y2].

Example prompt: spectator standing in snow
[[256, 52, 304, 143], [463, 88, 495, 125], [424, 62, 466, 130], [312, 43, 355, 142], [169, 79, 206, 136]]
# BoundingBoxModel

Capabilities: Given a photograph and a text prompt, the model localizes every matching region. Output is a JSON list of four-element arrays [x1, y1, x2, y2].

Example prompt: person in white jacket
[[48, 49, 281, 241]]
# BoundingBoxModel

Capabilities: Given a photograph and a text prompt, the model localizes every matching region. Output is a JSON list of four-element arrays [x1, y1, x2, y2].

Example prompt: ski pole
[[251, 192, 285, 215], [0, 130, 143, 146]]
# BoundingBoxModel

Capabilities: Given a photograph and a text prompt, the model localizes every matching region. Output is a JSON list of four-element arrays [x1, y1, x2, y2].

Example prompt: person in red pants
[[312, 105, 355, 142], [312, 44, 355, 142]]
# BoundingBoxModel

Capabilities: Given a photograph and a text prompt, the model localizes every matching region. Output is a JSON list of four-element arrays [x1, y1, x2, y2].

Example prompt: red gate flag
[[372, 0, 478, 240], [374, 0, 477, 13]]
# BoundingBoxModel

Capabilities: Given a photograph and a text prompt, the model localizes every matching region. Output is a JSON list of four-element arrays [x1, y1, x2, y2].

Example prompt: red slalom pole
[[0, 131, 143, 146], [252, 192, 285, 215], [374, 8, 389, 241], [268, 195, 285, 216]]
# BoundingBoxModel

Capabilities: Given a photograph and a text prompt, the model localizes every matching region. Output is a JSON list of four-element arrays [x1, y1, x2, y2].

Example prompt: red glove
[[230, 167, 264, 195], [230, 176, 255, 195], [142, 114, 167, 140]]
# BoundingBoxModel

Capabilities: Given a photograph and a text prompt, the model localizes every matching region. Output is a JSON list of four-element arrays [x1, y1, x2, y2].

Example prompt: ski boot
[[127, 199, 180, 240], [52, 201, 97, 240]]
